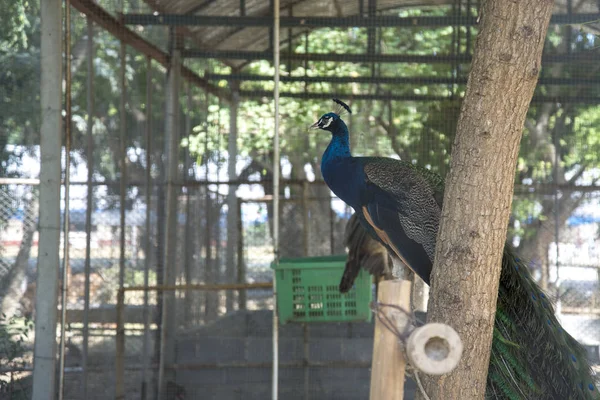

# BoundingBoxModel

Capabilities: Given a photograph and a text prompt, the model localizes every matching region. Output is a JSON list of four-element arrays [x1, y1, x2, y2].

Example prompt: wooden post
[[369, 280, 411, 400]]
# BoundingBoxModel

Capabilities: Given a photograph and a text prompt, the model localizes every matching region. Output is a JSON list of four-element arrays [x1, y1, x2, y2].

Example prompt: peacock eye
[[322, 117, 333, 128]]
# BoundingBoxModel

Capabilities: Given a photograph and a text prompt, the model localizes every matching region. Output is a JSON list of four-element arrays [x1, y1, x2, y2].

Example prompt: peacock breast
[[322, 157, 364, 210]]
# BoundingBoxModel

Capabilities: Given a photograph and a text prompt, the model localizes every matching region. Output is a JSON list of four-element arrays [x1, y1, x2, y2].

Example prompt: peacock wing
[[359, 159, 442, 284]]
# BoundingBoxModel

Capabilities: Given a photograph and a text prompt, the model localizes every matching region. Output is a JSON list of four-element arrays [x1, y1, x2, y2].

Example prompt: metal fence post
[[237, 199, 246, 309], [115, 288, 125, 399]]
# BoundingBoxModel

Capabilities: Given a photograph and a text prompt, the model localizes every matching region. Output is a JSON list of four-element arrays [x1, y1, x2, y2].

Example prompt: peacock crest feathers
[[332, 98, 352, 115]]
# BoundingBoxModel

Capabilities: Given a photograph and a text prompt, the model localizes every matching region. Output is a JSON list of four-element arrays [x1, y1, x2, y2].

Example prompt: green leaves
[[0, 313, 33, 385]]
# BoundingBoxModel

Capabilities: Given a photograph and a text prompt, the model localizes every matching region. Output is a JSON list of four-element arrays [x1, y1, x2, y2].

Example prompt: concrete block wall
[[174, 310, 417, 399]]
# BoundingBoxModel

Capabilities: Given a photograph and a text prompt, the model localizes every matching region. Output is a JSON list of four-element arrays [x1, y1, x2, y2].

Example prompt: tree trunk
[[420, 1, 554, 399], [0, 195, 38, 318]]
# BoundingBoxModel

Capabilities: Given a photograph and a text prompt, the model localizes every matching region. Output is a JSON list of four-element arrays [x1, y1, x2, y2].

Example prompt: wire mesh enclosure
[[1, 0, 599, 399]]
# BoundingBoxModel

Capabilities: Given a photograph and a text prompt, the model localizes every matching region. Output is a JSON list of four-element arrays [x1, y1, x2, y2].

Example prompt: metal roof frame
[[72, 0, 600, 104], [123, 12, 600, 28], [71, 0, 232, 102]]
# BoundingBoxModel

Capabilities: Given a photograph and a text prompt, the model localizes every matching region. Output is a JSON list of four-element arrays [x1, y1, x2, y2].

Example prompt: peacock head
[[310, 99, 352, 134]]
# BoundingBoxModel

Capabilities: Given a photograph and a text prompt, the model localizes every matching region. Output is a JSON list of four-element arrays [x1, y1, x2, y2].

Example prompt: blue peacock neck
[[321, 122, 352, 169], [321, 121, 364, 209]]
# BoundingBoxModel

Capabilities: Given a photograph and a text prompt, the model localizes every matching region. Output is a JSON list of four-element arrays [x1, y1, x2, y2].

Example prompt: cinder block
[[245, 337, 271, 363], [195, 312, 248, 337], [175, 339, 197, 363], [279, 338, 304, 363], [278, 367, 305, 385], [224, 367, 271, 384], [307, 322, 349, 338], [176, 369, 225, 386], [245, 310, 273, 336], [341, 338, 373, 363], [308, 339, 343, 363], [348, 321, 375, 338], [195, 337, 245, 363], [278, 322, 304, 337]]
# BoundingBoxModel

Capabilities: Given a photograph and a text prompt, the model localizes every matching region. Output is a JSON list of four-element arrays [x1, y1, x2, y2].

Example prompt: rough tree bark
[[419, 1, 554, 399]]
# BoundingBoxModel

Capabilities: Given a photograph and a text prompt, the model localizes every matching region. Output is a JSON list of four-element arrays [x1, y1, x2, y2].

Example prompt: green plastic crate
[[272, 255, 372, 324]]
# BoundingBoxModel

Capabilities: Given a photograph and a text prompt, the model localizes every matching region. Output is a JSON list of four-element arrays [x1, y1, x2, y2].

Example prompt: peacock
[[339, 212, 394, 293], [313, 99, 598, 400]]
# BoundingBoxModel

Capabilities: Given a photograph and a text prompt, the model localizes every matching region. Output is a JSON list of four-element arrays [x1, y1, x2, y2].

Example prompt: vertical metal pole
[[82, 15, 95, 400], [226, 82, 239, 313], [115, 20, 128, 400], [32, 0, 62, 397], [58, 1, 72, 398], [184, 82, 193, 326], [119, 40, 127, 292], [158, 30, 181, 398], [301, 181, 309, 256], [237, 200, 246, 309], [272, 0, 280, 398], [303, 324, 310, 400], [141, 56, 153, 400], [115, 288, 125, 399], [329, 202, 335, 254], [114, 32, 128, 400], [215, 99, 223, 311], [203, 94, 214, 323]]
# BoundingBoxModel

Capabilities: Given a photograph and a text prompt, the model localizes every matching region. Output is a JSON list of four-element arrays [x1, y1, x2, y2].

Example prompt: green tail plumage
[[489, 247, 598, 399]]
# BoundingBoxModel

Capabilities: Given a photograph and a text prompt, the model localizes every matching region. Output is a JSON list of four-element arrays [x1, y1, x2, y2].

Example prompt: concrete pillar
[[32, 0, 62, 398]]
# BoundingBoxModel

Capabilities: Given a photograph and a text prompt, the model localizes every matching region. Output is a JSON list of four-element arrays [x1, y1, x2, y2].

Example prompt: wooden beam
[[70, 0, 231, 102]]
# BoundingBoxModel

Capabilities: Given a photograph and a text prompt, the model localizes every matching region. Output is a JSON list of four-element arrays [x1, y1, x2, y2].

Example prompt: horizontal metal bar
[[239, 89, 600, 104], [123, 13, 600, 28], [125, 14, 477, 27], [169, 361, 372, 370], [206, 73, 598, 86], [183, 50, 599, 64], [0, 360, 374, 375], [0, 178, 41, 185], [0, 178, 324, 187], [241, 90, 453, 101], [121, 282, 273, 292], [185, 50, 473, 63], [561, 307, 600, 315], [2, 178, 600, 192], [208, 73, 467, 85]]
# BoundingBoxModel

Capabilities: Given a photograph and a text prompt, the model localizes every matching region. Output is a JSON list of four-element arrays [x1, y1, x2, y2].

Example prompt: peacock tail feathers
[[488, 248, 599, 399]]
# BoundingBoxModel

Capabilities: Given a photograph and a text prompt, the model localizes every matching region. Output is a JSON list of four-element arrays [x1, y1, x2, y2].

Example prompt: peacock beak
[[309, 120, 320, 130]]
